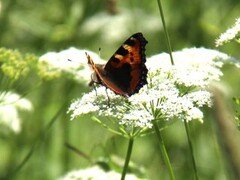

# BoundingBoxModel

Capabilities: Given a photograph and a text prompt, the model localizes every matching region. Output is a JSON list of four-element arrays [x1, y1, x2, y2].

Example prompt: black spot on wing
[[116, 46, 128, 56], [124, 37, 136, 46], [111, 56, 120, 63]]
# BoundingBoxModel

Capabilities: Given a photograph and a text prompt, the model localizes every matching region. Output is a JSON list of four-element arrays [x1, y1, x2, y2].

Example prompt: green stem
[[5, 104, 65, 179], [121, 137, 134, 180], [184, 120, 199, 180], [156, 0, 174, 65], [153, 121, 175, 180]]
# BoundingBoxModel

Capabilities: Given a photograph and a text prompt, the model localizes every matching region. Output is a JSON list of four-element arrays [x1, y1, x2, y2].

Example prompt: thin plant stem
[[5, 103, 66, 179], [156, 0, 174, 65], [121, 137, 134, 180], [184, 120, 199, 180], [153, 121, 175, 180]]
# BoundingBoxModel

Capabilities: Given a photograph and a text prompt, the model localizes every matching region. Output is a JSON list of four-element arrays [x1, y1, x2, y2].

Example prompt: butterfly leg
[[105, 87, 111, 106], [93, 83, 98, 96]]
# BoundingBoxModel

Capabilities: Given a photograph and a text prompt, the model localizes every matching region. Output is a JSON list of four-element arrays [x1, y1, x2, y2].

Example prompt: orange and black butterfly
[[86, 32, 148, 97]]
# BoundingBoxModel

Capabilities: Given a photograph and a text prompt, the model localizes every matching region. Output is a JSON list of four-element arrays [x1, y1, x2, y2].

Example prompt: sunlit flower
[[68, 47, 238, 135], [38, 47, 105, 82], [147, 48, 227, 87], [0, 91, 33, 133], [58, 165, 141, 180], [216, 17, 240, 46]]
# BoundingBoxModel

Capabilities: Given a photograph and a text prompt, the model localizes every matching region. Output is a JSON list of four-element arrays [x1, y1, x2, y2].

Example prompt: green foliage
[[233, 97, 240, 130], [37, 60, 63, 80], [0, 48, 38, 82]]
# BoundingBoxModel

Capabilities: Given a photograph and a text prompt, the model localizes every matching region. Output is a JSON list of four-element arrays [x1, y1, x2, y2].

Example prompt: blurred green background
[[0, 0, 240, 179]]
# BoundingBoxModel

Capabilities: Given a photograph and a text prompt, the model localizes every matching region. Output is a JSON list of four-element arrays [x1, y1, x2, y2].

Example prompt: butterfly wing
[[87, 52, 132, 96], [87, 33, 148, 97], [103, 32, 148, 96]]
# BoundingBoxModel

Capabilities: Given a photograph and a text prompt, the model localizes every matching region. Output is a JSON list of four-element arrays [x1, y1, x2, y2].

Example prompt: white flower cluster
[[58, 165, 141, 180], [216, 17, 240, 46], [131, 48, 229, 123], [68, 47, 236, 130], [68, 86, 154, 129], [147, 48, 227, 87], [0, 91, 32, 133], [39, 47, 105, 82]]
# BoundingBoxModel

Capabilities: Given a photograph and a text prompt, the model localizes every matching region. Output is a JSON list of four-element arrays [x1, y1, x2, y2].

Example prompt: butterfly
[[86, 32, 148, 97]]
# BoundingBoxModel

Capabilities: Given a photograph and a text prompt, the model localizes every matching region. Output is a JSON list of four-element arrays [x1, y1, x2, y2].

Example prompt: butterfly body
[[87, 32, 148, 97]]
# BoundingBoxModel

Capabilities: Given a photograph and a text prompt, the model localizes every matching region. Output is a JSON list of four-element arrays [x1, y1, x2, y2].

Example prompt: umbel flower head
[[0, 91, 33, 133], [216, 17, 240, 46], [68, 47, 238, 136], [0, 48, 37, 81], [58, 165, 141, 180], [38, 47, 105, 82]]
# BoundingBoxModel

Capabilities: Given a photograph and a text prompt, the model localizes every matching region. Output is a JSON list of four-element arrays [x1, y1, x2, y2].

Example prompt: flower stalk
[[156, 0, 174, 65], [153, 121, 175, 180], [121, 137, 134, 180], [184, 120, 199, 180]]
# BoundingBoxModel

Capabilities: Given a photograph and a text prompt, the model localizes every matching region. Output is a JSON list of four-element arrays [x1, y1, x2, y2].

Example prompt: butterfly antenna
[[98, 47, 101, 58], [67, 57, 84, 66]]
